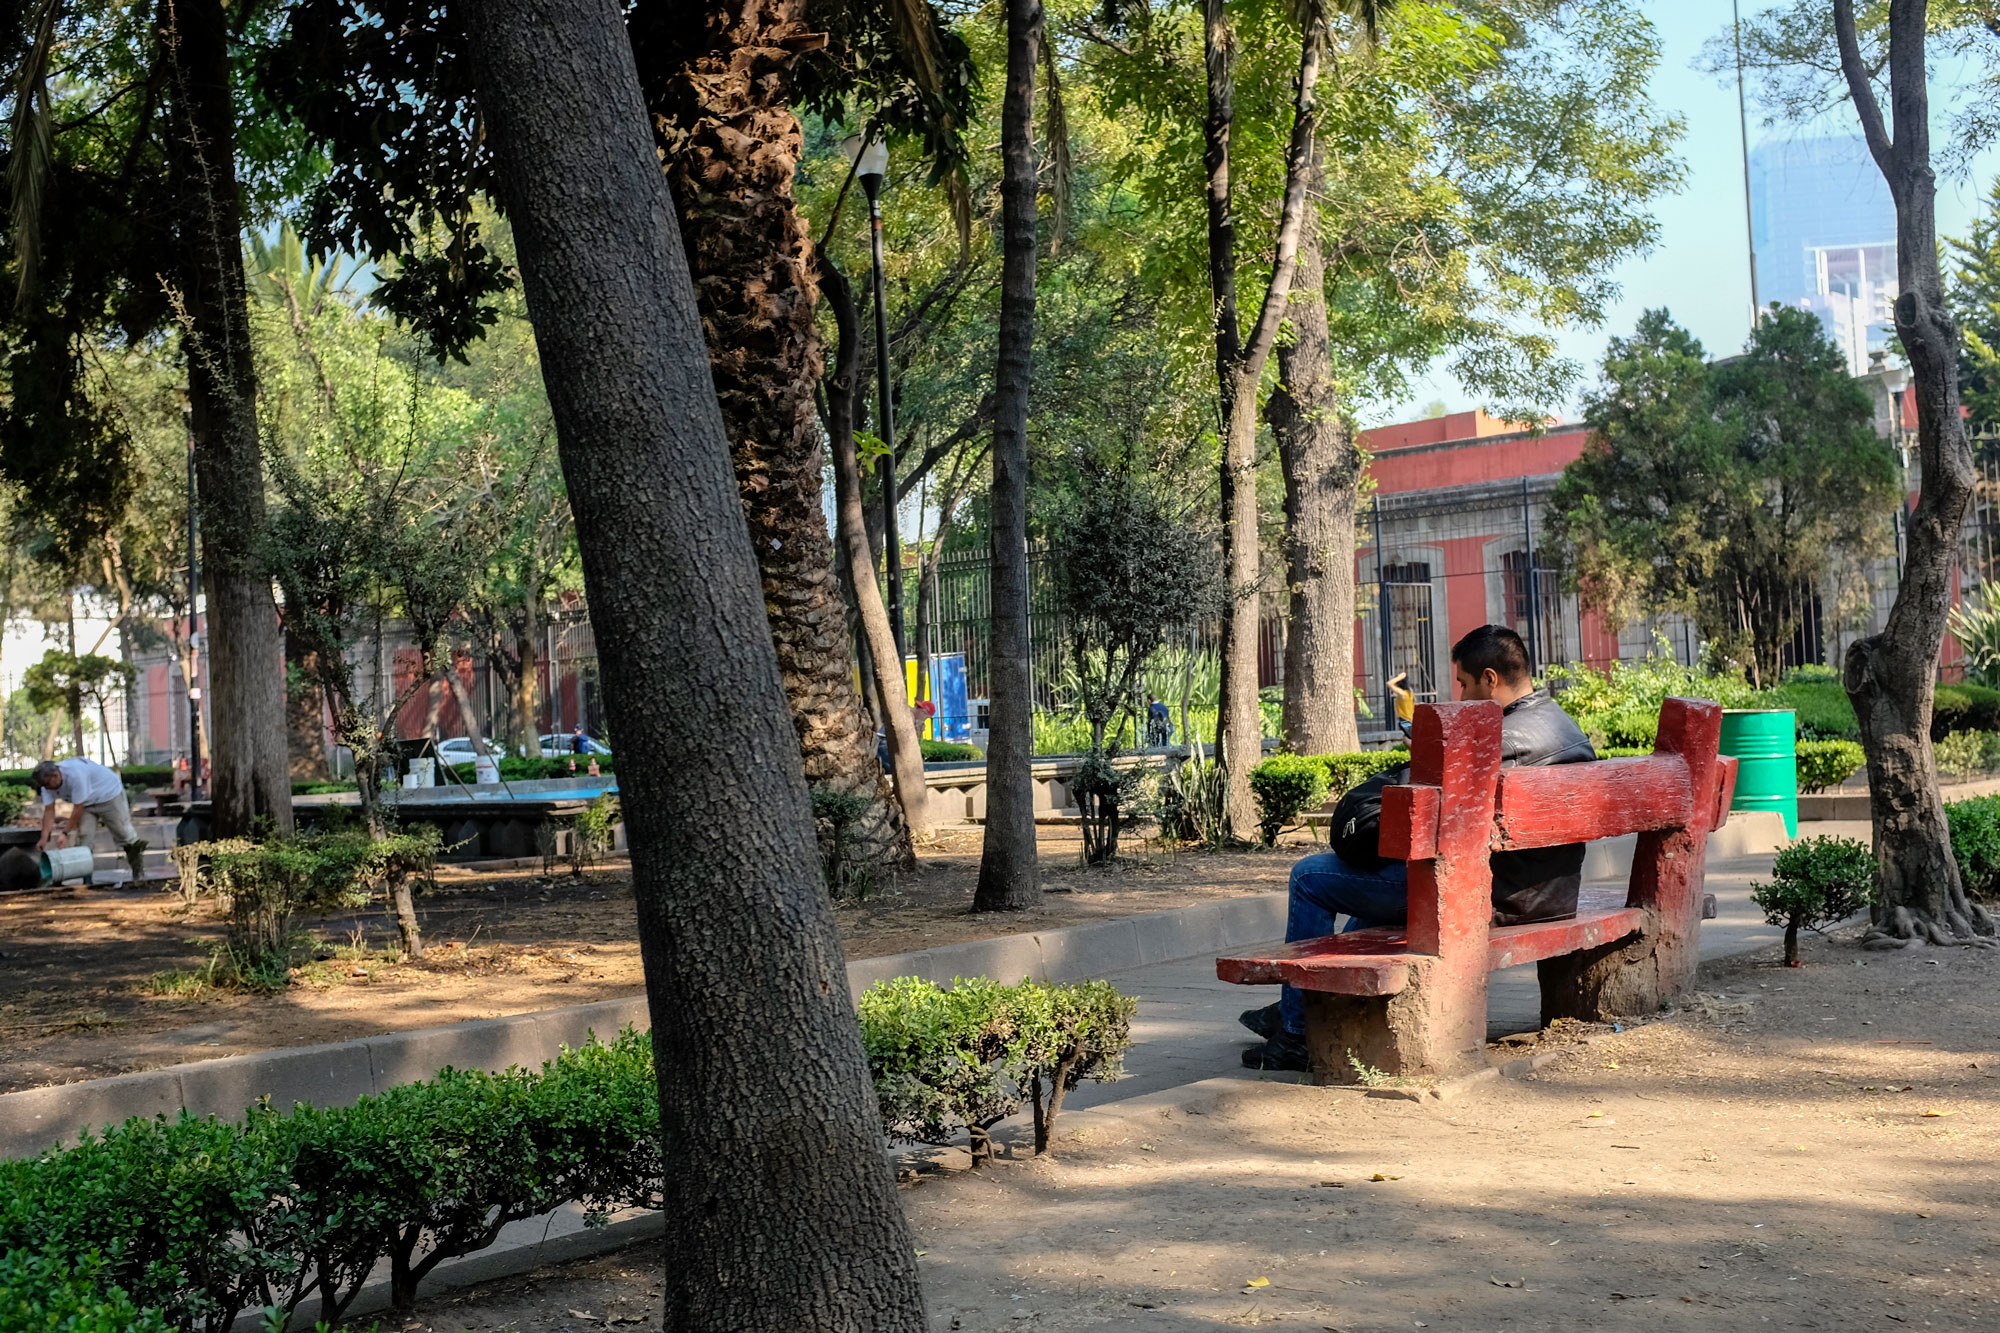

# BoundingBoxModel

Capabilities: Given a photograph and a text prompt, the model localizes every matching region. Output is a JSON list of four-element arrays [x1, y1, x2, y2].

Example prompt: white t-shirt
[[39, 757, 125, 809]]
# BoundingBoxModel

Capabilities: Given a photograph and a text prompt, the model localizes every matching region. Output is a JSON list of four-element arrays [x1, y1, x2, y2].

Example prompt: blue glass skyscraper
[[1748, 136, 1897, 372]]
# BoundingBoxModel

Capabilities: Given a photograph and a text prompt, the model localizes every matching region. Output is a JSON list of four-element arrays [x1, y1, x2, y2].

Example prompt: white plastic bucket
[[41, 845, 93, 885], [415, 757, 435, 787], [474, 753, 500, 785], [402, 772, 421, 789]]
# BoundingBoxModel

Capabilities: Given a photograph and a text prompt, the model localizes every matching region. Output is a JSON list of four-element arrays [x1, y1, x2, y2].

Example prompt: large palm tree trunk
[[973, 0, 1044, 911], [1268, 151, 1360, 755], [459, 0, 929, 1321], [635, 0, 909, 866], [159, 0, 293, 835]]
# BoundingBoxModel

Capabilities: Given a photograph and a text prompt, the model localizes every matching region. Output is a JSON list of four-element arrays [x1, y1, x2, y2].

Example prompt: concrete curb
[[0, 892, 1287, 1159]]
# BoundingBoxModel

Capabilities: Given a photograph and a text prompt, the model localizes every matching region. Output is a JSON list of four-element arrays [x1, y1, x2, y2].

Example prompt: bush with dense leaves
[[0, 1031, 660, 1331], [0, 1252, 169, 1333], [858, 976, 1135, 1164], [0, 783, 33, 825], [1946, 794, 2000, 901], [1794, 739, 1867, 793], [1249, 754, 1331, 846], [1931, 684, 2000, 741], [1313, 750, 1410, 797], [1750, 835, 1875, 965], [920, 739, 983, 762]]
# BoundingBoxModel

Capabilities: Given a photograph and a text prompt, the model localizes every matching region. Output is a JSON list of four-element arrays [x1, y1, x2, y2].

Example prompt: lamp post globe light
[[841, 133, 905, 663]]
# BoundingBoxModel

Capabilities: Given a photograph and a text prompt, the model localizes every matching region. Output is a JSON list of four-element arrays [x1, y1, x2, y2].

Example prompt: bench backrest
[[1376, 696, 1734, 958]]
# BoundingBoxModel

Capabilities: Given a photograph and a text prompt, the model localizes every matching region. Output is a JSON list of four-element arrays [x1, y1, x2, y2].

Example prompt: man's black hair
[[1451, 624, 1532, 684]]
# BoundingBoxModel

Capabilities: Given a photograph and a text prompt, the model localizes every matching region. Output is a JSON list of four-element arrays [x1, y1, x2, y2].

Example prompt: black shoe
[[1241, 1028, 1311, 1072], [1238, 1002, 1282, 1040]]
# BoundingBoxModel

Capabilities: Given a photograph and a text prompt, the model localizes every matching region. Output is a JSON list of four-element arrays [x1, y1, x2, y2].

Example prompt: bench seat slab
[[1216, 907, 1650, 997]]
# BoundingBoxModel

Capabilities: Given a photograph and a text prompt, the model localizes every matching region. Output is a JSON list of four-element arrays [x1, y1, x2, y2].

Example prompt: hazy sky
[[1363, 0, 2000, 428]]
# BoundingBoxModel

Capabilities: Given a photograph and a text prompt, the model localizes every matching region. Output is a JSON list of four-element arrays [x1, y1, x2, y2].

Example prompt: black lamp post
[[845, 133, 905, 664]]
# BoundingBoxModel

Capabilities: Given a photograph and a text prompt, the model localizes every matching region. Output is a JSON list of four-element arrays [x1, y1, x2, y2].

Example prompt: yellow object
[[902, 657, 934, 740], [1246, 1278, 1270, 1288], [1387, 671, 1416, 723]]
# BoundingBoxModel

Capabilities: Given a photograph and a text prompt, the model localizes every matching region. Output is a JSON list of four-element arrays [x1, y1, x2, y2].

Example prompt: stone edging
[[0, 893, 1287, 1160]]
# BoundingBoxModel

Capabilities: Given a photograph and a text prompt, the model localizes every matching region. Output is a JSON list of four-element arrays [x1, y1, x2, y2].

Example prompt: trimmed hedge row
[[1246, 750, 1411, 847], [920, 739, 984, 762], [2, 977, 1136, 1327], [0, 1029, 661, 1331], [1947, 794, 2000, 901]]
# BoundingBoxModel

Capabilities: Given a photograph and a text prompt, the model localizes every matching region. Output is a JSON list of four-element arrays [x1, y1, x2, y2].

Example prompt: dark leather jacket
[[1490, 689, 1597, 924]]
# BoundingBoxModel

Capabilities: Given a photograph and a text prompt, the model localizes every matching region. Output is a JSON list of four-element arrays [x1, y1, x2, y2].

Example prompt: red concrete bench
[[1217, 696, 1738, 1081]]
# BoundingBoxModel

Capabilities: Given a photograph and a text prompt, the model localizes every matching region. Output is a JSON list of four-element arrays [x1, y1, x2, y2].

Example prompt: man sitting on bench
[[1240, 625, 1596, 1071]]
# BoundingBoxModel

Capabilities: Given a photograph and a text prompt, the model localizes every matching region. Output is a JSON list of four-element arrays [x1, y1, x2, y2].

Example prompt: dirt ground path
[[0, 826, 1294, 1093], [373, 924, 2000, 1332]]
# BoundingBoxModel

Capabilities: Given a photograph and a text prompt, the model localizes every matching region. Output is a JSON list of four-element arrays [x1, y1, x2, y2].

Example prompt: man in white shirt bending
[[31, 757, 139, 853]]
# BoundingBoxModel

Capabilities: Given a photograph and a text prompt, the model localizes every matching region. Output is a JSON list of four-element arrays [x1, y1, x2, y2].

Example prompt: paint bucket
[[415, 757, 435, 787], [40, 845, 94, 885], [1720, 708, 1799, 837], [474, 753, 500, 785], [402, 771, 421, 790]]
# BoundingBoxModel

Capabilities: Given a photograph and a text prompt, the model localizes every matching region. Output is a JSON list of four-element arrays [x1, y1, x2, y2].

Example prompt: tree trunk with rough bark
[[1832, 0, 1996, 947], [460, 0, 929, 1323], [512, 604, 544, 757], [633, 0, 906, 868], [159, 0, 293, 835], [822, 259, 929, 844], [1267, 153, 1361, 755], [1204, 0, 1323, 837], [974, 0, 1044, 912]]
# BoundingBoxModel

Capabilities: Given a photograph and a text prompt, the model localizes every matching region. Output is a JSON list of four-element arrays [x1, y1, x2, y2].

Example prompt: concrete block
[[0, 1067, 187, 1158], [1034, 918, 1141, 983], [1130, 900, 1225, 965], [1582, 833, 1637, 883], [846, 951, 926, 998], [177, 1041, 375, 1119], [1213, 893, 1288, 948], [364, 1013, 553, 1089], [923, 932, 1043, 986], [1711, 808, 1788, 857], [532, 996, 652, 1054]]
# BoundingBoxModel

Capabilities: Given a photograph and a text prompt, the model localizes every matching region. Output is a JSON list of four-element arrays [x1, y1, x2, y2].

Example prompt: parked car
[[436, 737, 506, 763], [537, 732, 610, 756]]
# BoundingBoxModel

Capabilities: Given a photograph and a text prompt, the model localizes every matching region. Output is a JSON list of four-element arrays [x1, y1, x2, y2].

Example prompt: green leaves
[[1249, 752, 1332, 845], [1750, 834, 1876, 934], [1548, 307, 1899, 687]]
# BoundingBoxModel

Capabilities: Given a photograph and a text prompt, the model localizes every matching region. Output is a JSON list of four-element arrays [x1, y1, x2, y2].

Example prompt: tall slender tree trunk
[[823, 260, 930, 843], [1834, 0, 1996, 946], [634, 0, 906, 867], [159, 0, 292, 835], [1268, 151, 1360, 755], [1203, 0, 1323, 838], [974, 0, 1044, 912], [460, 0, 928, 1325], [512, 604, 544, 756]]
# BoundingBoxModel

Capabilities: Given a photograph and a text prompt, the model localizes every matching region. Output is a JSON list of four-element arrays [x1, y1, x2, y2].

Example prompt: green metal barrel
[[1719, 708, 1798, 836]]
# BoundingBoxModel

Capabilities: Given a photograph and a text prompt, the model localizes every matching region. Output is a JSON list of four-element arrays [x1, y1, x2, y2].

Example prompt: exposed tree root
[[1860, 903, 1999, 949]]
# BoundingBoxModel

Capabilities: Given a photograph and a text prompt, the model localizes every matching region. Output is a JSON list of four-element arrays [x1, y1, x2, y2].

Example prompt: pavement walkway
[[1060, 820, 1871, 1111]]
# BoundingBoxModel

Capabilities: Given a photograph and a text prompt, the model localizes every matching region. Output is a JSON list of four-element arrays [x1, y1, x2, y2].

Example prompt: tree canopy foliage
[[1547, 306, 1900, 686]]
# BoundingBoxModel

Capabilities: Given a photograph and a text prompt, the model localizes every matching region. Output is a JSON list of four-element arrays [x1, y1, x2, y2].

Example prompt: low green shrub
[[0, 1251, 169, 1332], [920, 739, 983, 762], [1946, 794, 2000, 901], [1933, 728, 2000, 782], [1795, 739, 1867, 793], [0, 1030, 661, 1330], [1767, 679, 1860, 741], [1597, 745, 1651, 758], [1750, 835, 1875, 966], [1311, 750, 1410, 797], [858, 976, 1135, 1163], [0, 783, 33, 825], [1249, 754, 1330, 847], [1931, 683, 2000, 741], [809, 786, 876, 898]]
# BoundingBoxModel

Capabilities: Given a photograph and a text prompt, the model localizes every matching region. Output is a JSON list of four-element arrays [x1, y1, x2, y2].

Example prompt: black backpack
[[1328, 765, 1410, 870]]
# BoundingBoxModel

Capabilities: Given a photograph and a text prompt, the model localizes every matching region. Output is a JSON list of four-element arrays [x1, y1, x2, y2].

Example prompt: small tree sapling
[[1750, 835, 1876, 966]]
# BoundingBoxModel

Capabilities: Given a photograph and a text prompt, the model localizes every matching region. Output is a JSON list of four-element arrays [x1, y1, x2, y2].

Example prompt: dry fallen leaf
[[1369, 1173, 1402, 1181], [1602, 1062, 1620, 1070], [1246, 1276, 1271, 1288]]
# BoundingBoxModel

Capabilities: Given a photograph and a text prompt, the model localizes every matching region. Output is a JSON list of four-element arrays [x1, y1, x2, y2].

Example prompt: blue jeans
[[1278, 852, 1409, 1037]]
